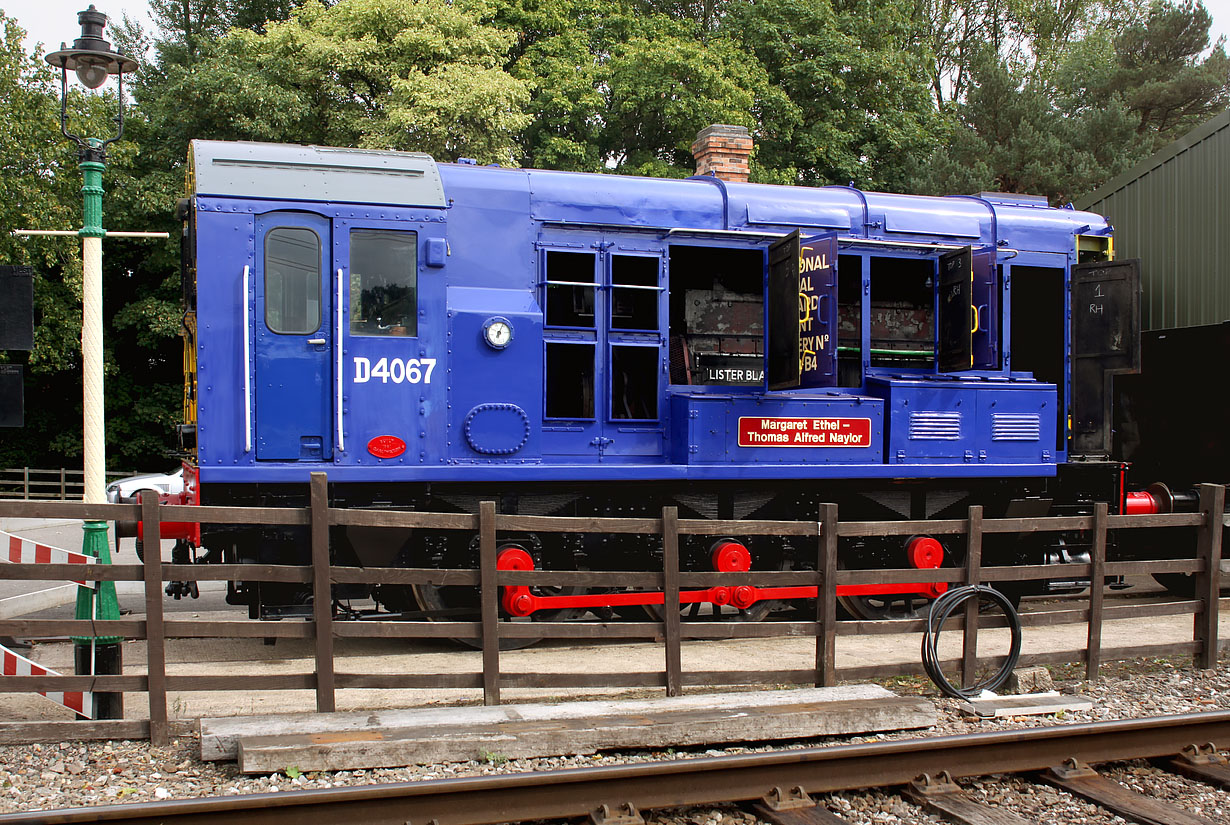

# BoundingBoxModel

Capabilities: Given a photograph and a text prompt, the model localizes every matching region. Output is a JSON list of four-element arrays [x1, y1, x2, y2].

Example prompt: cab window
[[350, 230, 418, 336]]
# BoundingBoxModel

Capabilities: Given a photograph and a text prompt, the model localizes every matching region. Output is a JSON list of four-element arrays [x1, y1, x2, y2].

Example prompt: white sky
[[7, 0, 1230, 64], [7, 0, 156, 55]]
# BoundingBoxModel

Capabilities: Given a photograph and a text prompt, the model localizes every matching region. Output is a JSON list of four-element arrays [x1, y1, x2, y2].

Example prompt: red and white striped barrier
[[2, 529, 95, 585], [1, 530, 99, 718], [0, 643, 94, 718]]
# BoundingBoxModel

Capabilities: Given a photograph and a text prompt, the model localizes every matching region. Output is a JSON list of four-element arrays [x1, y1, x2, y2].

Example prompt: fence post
[[816, 503, 838, 687], [60, 468, 66, 500], [662, 506, 682, 697], [140, 494, 169, 744], [479, 501, 501, 705], [22, 467, 28, 500], [1195, 484, 1225, 670], [960, 505, 983, 690], [309, 473, 335, 713], [1085, 502, 1108, 681]]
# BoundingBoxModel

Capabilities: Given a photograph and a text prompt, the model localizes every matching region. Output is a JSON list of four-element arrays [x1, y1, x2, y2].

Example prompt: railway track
[[3, 711, 1229, 825]]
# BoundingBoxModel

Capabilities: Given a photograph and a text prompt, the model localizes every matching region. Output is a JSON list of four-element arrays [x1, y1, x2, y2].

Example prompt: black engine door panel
[[767, 231, 839, 390], [1071, 258, 1141, 456], [939, 246, 974, 372]]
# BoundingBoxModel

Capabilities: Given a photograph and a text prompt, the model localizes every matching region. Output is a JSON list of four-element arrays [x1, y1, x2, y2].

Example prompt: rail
[[0, 467, 135, 500], [0, 477, 1224, 747], [0, 711, 1227, 825]]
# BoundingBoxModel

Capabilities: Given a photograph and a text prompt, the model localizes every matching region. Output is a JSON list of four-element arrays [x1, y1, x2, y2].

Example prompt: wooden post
[[60, 468, 66, 500], [309, 473, 335, 714], [140, 494, 169, 745], [816, 503, 838, 687], [22, 467, 28, 500], [960, 505, 983, 690], [1085, 502, 1108, 681], [1195, 484, 1225, 670], [479, 501, 501, 705], [662, 506, 682, 697]]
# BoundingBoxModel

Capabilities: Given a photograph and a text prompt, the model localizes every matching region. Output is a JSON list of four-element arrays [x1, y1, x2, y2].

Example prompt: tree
[[906, 0, 1230, 203], [912, 0, 1120, 108], [600, 30, 773, 175], [136, 0, 531, 165], [1100, 0, 1230, 136], [727, 0, 944, 189], [492, 0, 778, 174]]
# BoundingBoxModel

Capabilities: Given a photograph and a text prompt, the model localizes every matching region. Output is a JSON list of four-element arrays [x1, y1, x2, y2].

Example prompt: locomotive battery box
[[868, 376, 1057, 467], [669, 391, 884, 466]]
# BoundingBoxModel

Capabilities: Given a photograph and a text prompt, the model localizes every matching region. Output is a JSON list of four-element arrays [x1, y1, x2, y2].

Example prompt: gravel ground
[[1, 656, 1229, 823]]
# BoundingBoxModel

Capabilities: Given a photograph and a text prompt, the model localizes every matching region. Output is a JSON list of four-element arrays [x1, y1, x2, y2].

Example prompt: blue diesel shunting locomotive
[[176, 137, 1154, 623]]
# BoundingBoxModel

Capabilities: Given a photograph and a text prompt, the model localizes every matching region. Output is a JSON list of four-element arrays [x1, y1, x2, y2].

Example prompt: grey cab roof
[[190, 140, 446, 208]]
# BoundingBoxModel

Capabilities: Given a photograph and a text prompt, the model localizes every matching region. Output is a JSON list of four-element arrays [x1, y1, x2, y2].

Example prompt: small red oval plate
[[367, 435, 407, 459]]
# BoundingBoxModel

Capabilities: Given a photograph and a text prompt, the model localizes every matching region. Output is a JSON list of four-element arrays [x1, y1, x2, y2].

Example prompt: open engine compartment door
[[766, 230, 838, 390], [971, 247, 997, 368], [938, 246, 974, 372], [1071, 258, 1141, 456]]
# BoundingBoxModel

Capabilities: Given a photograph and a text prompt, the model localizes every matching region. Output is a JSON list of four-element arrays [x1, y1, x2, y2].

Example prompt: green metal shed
[[1076, 110, 1230, 330]]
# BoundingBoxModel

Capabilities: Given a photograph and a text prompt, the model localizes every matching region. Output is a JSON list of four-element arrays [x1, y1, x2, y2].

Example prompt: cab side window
[[350, 230, 418, 336]]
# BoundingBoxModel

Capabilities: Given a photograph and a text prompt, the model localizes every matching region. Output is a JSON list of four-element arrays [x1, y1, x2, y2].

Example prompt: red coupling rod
[[497, 539, 947, 618]]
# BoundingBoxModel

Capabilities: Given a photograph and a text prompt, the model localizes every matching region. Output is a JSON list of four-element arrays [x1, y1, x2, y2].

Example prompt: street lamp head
[[44, 5, 141, 158], [45, 6, 140, 89]]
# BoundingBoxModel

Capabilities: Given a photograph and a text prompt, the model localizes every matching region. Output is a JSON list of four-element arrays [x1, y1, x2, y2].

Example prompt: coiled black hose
[[921, 585, 1022, 699]]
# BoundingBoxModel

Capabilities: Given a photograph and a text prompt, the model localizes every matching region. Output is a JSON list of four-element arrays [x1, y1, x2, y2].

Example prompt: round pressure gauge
[[483, 316, 513, 349]]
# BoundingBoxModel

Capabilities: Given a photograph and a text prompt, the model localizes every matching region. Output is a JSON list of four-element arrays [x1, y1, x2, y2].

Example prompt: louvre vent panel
[[992, 413, 1042, 441], [909, 411, 961, 440]]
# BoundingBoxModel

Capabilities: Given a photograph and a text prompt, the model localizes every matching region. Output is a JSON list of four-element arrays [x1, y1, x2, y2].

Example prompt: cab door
[[253, 211, 332, 460]]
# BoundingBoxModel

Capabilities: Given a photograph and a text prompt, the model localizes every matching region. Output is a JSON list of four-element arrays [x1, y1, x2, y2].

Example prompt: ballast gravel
[[1, 657, 1228, 824]]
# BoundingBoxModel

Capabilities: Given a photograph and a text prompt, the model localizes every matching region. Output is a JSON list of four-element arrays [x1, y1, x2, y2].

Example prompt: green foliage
[[907, 0, 1230, 202], [728, 0, 943, 189], [1102, 0, 1230, 136], [601, 34, 763, 171], [141, 0, 532, 164], [499, 0, 775, 174], [0, 17, 82, 372], [479, 750, 508, 765]]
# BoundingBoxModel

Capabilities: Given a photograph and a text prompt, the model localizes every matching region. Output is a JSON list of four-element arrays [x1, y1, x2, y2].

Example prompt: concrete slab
[[958, 691, 1094, 718], [201, 686, 936, 772]]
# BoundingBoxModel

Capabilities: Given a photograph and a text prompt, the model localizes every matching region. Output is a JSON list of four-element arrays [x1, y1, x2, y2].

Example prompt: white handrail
[[242, 265, 252, 453], [337, 268, 345, 453]]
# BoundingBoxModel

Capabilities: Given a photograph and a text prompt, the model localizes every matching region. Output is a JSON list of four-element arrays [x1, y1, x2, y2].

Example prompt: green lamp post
[[46, 5, 140, 720]]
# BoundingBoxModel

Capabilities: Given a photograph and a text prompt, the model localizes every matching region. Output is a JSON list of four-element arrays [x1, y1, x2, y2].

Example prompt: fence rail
[[0, 475, 1224, 748], [0, 468, 136, 501]]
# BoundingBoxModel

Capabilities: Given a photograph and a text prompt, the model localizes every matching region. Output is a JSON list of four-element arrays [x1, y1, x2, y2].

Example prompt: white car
[[105, 467, 184, 504]]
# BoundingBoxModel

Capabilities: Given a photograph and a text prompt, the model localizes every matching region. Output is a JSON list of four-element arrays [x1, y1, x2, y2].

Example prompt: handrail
[[242, 264, 252, 453], [336, 268, 345, 453]]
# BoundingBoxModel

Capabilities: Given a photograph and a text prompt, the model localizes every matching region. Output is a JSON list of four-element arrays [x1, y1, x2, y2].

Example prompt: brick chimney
[[691, 124, 752, 182]]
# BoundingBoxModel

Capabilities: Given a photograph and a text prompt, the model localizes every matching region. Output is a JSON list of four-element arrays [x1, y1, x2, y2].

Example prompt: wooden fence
[[0, 467, 135, 500], [0, 474, 1224, 747]]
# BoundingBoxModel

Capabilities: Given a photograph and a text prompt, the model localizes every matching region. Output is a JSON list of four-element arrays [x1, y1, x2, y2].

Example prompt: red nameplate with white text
[[737, 417, 871, 448]]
